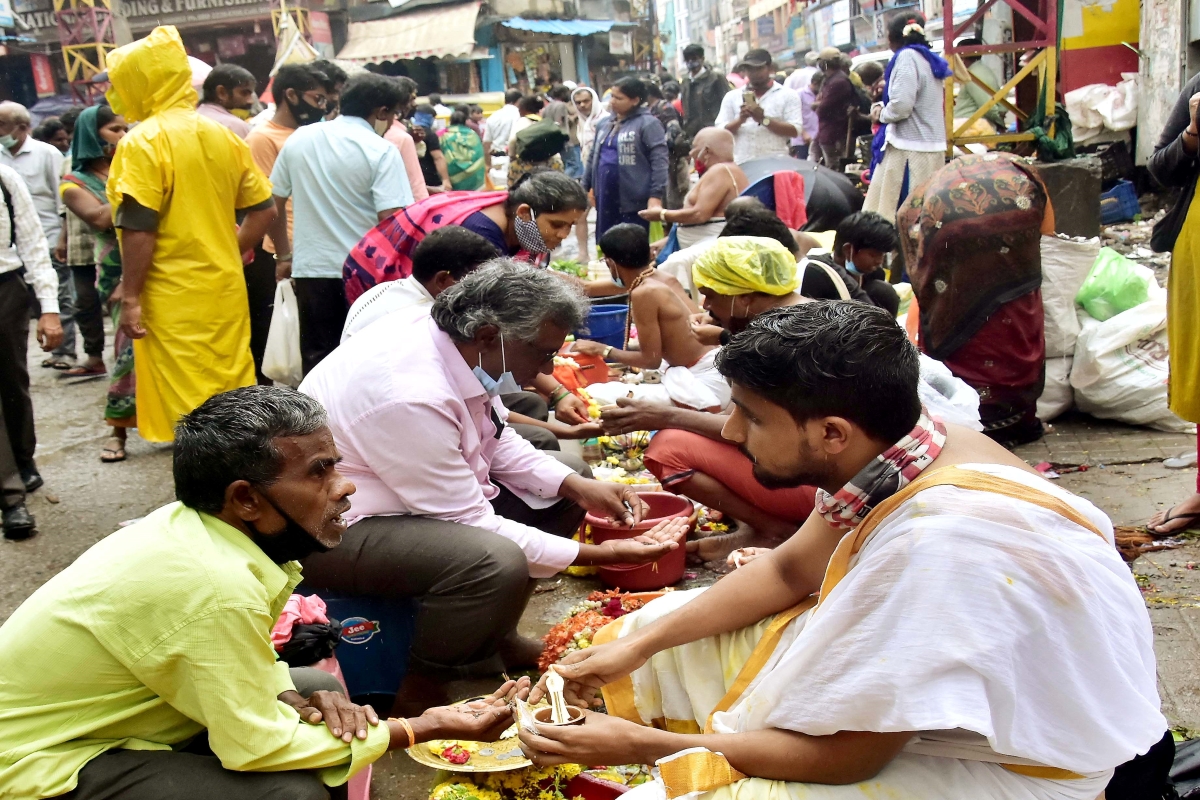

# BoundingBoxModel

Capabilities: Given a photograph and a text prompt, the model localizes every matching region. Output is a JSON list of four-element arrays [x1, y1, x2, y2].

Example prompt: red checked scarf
[[815, 410, 947, 530]]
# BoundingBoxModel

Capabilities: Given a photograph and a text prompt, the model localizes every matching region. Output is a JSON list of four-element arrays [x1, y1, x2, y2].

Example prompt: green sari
[[441, 124, 486, 190], [62, 168, 135, 426]]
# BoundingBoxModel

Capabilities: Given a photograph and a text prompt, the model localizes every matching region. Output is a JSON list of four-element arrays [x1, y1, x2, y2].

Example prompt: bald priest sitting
[[641, 128, 749, 249], [519, 303, 1167, 800]]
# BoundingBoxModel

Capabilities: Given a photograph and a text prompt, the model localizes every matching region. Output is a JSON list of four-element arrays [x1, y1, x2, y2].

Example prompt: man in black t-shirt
[[413, 104, 451, 193]]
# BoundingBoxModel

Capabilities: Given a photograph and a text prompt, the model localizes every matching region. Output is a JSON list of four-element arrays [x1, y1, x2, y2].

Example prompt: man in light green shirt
[[952, 38, 1007, 131], [0, 386, 526, 800]]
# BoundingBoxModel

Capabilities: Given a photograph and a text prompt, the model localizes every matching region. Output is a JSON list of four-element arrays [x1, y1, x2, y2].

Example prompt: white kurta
[[606, 464, 1165, 800]]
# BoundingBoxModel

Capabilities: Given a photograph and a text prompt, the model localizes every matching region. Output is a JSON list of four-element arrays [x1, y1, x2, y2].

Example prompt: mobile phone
[[742, 89, 757, 107]]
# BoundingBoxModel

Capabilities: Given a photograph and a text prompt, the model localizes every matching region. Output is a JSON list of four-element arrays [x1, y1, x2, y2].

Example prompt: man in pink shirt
[[196, 63, 257, 139], [299, 261, 681, 712], [384, 76, 430, 203]]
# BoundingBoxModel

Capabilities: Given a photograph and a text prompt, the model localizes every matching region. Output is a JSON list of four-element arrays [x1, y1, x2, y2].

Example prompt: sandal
[[1145, 507, 1200, 536], [47, 357, 75, 370], [61, 363, 107, 377], [101, 437, 126, 463]]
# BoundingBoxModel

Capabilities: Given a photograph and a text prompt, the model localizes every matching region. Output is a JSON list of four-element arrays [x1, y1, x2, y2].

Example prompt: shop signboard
[[756, 15, 774, 36], [610, 29, 632, 54], [30, 52, 56, 97], [14, 0, 272, 43], [309, 10, 333, 44], [0, 0, 14, 28]]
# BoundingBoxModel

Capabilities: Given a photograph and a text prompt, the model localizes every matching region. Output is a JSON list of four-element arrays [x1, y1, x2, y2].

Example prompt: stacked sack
[[1068, 247, 1196, 433], [1037, 235, 1099, 421]]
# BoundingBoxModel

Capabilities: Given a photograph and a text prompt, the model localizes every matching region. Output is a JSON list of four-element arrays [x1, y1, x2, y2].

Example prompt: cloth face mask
[[514, 211, 551, 254]]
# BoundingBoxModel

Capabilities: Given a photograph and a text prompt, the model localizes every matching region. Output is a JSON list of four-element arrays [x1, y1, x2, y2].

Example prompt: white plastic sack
[[1037, 356, 1074, 422], [918, 353, 983, 431], [262, 280, 303, 388], [1041, 235, 1099, 358], [1065, 73, 1139, 144], [1070, 296, 1197, 434]]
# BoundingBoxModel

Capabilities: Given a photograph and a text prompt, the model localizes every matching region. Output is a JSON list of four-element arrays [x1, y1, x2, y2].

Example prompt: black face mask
[[245, 489, 331, 564], [324, 98, 339, 118], [288, 97, 325, 126]]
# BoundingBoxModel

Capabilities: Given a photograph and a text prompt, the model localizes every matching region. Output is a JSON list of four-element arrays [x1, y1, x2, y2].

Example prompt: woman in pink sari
[[343, 170, 588, 304]]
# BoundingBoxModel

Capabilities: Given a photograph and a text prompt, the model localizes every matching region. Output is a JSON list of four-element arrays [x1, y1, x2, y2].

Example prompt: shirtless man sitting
[[641, 128, 748, 249], [572, 224, 729, 412]]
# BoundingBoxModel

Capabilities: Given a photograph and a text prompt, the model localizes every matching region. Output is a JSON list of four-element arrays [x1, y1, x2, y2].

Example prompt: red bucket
[[585, 492, 694, 590]]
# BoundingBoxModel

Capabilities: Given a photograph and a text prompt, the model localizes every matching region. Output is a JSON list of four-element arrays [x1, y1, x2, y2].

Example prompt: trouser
[[863, 145, 946, 223], [294, 277, 349, 377], [818, 140, 845, 169], [644, 429, 815, 523], [0, 272, 35, 485], [61, 667, 348, 800], [301, 452, 589, 677], [71, 264, 105, 359], [790, 143, 810, 160], [246, 247, 277, 385], [51, 259, 77, 358], [502, 391, 559, 451], [666, 156, 690, 210], [563, 144, 584, 180]]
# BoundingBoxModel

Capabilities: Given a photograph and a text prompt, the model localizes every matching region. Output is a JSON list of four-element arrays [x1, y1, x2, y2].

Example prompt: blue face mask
[[845, 259, 861, 276], [472, 334, 522, 397]]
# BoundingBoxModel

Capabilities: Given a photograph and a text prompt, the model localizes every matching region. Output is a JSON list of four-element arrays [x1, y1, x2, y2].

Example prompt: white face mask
[[472, 334, 522, 397], [373, 118, 390, 136]]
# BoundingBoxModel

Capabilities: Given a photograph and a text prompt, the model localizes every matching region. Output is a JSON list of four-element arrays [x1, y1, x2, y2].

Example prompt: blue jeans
[[563, 144, 584, 179]]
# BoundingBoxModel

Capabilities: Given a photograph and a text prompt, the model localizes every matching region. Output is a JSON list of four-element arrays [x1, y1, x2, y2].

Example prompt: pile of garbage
[[1038, 235, 1193, 433]]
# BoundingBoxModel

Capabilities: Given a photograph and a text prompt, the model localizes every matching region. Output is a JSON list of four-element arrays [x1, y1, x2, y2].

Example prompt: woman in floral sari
[[59, 105, 133, 462], [442, 105, 486, 191]]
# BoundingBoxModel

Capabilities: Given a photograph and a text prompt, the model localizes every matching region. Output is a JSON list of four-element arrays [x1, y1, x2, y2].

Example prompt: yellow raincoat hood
[[693, 236, 800, 297], [105, 26, 197, 123]]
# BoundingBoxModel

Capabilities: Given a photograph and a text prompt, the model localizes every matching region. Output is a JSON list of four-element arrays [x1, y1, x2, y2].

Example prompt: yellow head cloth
[[106, 26, 198, 123], [692, 236, 800, 297]]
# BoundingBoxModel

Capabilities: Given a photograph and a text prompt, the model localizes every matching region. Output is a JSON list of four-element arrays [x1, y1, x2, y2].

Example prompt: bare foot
[[687, 525, 756, 563], [497, 630, 544, 671], [1148, 493, 1200, 535]]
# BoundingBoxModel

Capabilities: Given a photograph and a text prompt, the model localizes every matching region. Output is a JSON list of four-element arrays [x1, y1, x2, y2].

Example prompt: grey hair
[[0, 101, 31, 126], [173, 386, 328, 514], [431, 259, 590, 343]]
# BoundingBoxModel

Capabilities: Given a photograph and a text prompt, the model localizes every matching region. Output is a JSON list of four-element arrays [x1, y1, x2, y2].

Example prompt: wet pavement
[[3, 323, 1199, 798]]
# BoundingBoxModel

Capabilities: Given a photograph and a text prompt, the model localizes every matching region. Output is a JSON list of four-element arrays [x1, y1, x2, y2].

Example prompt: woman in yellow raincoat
[[105, 26, 276, 441]]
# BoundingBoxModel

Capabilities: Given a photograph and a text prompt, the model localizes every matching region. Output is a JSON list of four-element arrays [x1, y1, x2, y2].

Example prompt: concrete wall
[[1137, 0, 1187, 165]]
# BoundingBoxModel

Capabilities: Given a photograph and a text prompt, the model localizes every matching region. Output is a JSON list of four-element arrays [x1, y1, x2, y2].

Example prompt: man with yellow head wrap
[[692, 236, 805, 333], [106, 26, 277, 442]]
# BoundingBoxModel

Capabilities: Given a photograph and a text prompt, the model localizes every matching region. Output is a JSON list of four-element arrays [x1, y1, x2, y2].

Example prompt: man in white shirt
[[0, 164, 62, 540], [270, 73, 415, 376], [0, 102, 74, 367], [714, 49, 804, 164], [483, 90, 523, 174], [301, 261, 680, 712]]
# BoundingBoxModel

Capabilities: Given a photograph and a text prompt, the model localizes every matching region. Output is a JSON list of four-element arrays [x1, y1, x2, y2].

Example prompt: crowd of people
[[0, 11, 1193, 800]]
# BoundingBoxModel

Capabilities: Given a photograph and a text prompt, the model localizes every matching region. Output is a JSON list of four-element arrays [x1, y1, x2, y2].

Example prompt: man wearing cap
[[714, 49, 803, 164], [812, 46, 857, 167]]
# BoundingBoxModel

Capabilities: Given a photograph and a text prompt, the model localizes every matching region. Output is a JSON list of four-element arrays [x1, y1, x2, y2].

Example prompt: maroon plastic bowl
[[585, 492, 694, 546], [597, 520, 689, 591]]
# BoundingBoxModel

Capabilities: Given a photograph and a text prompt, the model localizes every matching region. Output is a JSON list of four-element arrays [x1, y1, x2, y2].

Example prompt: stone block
[[1033, 157, 1103, 237]]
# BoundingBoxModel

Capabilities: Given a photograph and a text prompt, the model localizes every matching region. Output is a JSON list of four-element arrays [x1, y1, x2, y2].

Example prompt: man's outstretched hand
[[418, 677, 531, 742], [528, 638, 649, 707]]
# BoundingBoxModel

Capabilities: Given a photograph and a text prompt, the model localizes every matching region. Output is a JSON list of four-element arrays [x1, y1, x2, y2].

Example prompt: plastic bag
[[1070, 297, 1196, 433], [1075, 247, 1152, 322], [917, 354, 982, 431], [1037, 356, 1074, 422], [262, 280, 303, 388], [1041, 236, 1099, 358]]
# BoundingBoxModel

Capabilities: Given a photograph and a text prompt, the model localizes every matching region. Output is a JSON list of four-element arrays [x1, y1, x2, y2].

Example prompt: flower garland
[[537, 590, 649, 673]]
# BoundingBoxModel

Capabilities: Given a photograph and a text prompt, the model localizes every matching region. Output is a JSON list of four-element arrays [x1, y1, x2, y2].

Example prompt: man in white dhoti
[[520, 302, 1165, 800]]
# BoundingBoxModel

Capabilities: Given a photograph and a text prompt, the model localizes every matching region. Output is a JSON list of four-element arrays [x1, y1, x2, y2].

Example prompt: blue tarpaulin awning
[[499, 17, 616, 35]]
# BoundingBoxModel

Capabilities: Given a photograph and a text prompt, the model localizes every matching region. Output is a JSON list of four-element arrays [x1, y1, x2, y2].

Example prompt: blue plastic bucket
[[295, 587, 416, 699], [580, 304, 628, 349]]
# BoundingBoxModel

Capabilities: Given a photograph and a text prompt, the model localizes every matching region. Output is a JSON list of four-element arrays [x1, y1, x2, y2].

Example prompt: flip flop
[[101, 437, 126, 463], [1146, 507, 1200, 536], [61, 363, 107, 377], [48, 358, 75, 370]]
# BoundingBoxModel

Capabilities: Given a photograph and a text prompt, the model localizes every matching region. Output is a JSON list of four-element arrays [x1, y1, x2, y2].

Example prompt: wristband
[[273, 253, 293, 262], [602, 345, 613, 359], [549, 387, 569, 407], [658, 208, 666, 222], [390, 717, 416, 748]]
